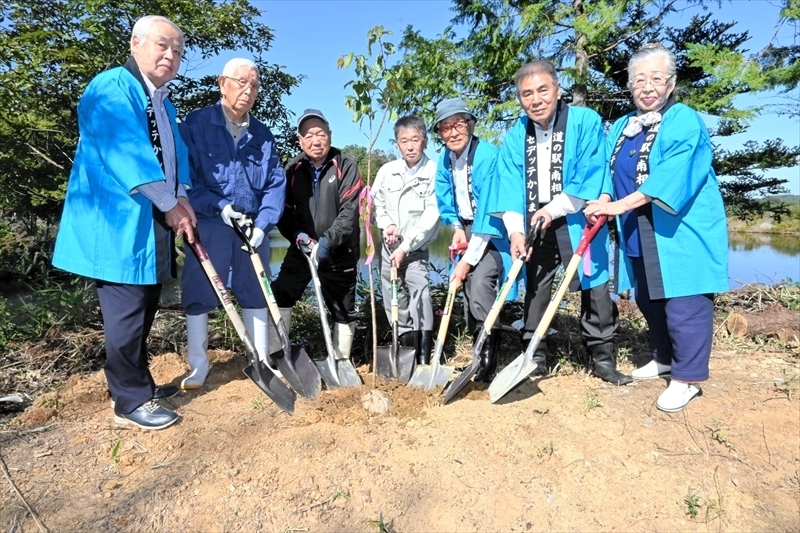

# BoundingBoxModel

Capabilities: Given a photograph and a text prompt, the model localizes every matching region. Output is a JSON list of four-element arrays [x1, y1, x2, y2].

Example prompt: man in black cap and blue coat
[[433, 97, 512, 383]]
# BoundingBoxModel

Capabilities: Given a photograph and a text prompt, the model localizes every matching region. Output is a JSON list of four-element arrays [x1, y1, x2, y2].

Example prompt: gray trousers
[[380, 243, 434, 335], [523, 220, 619, 353]]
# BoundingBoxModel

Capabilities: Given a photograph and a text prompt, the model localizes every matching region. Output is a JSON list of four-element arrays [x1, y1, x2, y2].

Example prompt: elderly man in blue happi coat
[[492, 60, 632, 386], [53, 16, 196, 430]]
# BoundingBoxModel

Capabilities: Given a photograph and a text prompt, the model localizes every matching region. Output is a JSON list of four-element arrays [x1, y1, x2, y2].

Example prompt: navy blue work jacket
[[180, 101, 286, 233]]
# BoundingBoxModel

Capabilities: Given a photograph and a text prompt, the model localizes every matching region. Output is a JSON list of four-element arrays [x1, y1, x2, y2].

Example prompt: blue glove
[[315, 237, 332, 265]]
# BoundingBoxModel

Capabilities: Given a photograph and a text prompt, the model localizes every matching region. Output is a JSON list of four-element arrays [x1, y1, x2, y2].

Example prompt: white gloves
[[248, 227, 265, 249], [221, 204, 243, 227]]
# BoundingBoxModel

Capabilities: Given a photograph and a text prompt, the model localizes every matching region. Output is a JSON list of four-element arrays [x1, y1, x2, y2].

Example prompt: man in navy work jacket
[[52, 15, 196, 430], [271, 110, 363, 368], [179, 58, 286, 390]]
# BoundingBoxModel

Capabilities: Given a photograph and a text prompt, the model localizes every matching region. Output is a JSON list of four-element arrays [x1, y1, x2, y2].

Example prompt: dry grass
[[2, 282, 797, 423]]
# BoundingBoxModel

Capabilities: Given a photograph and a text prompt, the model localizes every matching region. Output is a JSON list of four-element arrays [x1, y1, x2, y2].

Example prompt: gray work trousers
[[379, 243, 434, 335]]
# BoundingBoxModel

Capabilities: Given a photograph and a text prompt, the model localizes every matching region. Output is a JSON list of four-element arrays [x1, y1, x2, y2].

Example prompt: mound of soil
[[1, 340, 799, 532]]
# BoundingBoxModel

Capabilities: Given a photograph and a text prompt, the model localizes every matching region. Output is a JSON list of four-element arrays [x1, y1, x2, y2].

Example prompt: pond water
[[266, 228, 800, 289]]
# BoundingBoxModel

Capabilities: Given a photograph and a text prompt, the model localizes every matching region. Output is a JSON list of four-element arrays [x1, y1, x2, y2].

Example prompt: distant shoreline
[[727, 217, 800, 236]]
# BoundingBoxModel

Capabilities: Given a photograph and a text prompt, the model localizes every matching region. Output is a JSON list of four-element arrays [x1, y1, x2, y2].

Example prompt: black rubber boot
[[418, 330, 434, 365], [475, 330, 502, 383], [398, 331, 418, 351], [591, 343, 633, 386]]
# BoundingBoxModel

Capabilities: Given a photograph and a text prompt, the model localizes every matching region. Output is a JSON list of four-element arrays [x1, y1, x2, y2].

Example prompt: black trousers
[[95, 281, 160, 415], [523, 220, 618, 353], [272, 248, 358, 323]]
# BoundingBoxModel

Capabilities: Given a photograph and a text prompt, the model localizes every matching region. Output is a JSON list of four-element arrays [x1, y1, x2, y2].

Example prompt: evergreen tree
[[393, 0, 799, 218]]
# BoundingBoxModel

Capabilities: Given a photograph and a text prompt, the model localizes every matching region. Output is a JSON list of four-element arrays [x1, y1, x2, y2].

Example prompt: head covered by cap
[[297, 108, 329, 131], [433, 98, 475, 132]]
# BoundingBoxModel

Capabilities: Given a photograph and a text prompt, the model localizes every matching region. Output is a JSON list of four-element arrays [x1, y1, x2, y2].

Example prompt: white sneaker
[[631, 360, 671, 380], [657, 381, 702, 413]]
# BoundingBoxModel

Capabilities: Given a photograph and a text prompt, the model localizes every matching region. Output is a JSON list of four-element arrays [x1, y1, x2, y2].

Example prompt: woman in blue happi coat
[[585, 42, 729, 413]]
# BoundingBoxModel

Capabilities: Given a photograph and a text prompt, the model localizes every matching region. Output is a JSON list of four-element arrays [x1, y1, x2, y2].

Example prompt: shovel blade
[[409, 362, 454, 390], [488, 333, 544, 403], [395, 347, 416, 384], [243, 360, 296, 415], [443, 357, 482, 404], [375, 346, 396, 380], [313, 354, 342, 389], [487, 353, 531, 403], [273, 345, 322, 400], [336, 358, 362, 387]]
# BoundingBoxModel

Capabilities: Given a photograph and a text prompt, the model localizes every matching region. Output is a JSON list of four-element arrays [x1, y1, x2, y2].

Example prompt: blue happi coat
[[492, 105, 611, 289], [434, 138, 515, 298], [608, 103, 729, 298], [53, 67, 190, 285]]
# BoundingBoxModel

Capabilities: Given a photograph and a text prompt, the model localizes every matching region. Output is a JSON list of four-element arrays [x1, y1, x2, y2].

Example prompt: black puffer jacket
[[277, 147, 363, 268]]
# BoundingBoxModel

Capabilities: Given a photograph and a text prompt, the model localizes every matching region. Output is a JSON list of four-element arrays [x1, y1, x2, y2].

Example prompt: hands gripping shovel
[[489, 216, 607, 403], [232, 221, 321, 399], [188, 234, 296, 415], [443, 218, 544, 404], [375, 261, 416, 383], [298, 240, 362, 388]]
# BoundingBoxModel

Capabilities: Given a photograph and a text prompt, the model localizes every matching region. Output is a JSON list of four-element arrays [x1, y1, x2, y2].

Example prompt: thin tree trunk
[[572, 0, 589, 107]]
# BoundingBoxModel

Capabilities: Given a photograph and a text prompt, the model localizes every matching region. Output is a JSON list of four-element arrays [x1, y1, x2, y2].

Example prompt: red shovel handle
[[575, 215, 607, 257], [449, 241, 469, 264]]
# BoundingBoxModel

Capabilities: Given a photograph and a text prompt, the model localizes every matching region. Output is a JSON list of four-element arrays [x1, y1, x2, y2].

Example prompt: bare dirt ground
[[2, 329, 799, 533]]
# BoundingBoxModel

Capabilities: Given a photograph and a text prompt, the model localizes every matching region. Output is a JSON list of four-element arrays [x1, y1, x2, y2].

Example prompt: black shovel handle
[[525, 216, 546, 252]]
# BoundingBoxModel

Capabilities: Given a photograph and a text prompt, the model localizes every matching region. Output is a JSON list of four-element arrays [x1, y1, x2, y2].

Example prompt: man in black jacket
[[271, 109, 363, 367]]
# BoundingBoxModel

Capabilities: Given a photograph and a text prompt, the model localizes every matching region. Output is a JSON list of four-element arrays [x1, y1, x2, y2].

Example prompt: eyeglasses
[[438, 119, 469, 136], [630, 75, 673, 89], [224, 76, 260, 91]]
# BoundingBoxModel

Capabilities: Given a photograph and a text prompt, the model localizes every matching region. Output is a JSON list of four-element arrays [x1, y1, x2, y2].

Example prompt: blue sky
[[193, 0, 799, 194]]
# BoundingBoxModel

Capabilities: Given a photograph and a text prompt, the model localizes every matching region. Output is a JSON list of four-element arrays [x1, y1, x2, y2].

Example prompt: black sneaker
[[114, 400, 179, 430], [153, 385, 180, 400]]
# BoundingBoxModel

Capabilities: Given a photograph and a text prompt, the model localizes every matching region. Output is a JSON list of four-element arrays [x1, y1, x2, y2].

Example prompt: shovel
[[232, 221, 321, 399], [407, 241, 466, 390], [188, 235, 295, 415], [443, 218, 544, 404], [375, 262, 416, 382], [489, 216, 607, 403], [408, 278, 458, 390], [298, 241, 362, 388]]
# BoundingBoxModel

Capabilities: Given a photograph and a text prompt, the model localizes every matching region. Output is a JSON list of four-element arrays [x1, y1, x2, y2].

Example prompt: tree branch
[[25, 143, 65, 170], [586, 0, 678, 61]]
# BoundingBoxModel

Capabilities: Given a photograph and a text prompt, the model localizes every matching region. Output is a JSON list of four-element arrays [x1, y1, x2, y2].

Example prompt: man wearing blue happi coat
[[492, 60, 632, 385], [179, 58, 286, 390], [52, 16, 196, 430], [433, 98, 513, 383]]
